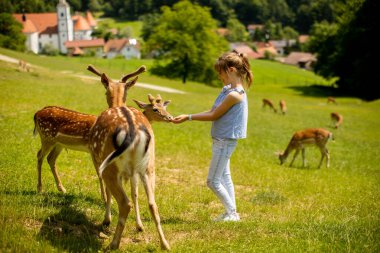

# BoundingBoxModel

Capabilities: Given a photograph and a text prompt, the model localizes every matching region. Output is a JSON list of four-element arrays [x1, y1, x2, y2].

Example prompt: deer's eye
[[153, 108, 158, 112]]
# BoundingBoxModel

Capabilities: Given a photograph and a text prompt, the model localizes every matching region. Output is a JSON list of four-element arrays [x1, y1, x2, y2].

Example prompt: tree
[[225, 17, 249, 42], [308, 0, 378, 100], [144, 0, 228, 85], [0, 13, 25, 51]]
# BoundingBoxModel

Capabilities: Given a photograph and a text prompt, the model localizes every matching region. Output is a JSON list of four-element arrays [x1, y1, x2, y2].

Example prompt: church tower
[[57, 0, 73, 54]]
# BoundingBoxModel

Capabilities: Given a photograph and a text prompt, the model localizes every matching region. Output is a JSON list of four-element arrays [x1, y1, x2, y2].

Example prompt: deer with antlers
[[279, 99, 287, 115], [262, 98, 277, 113], [278, 128, 333, 169], [330, 112, 343, 129], [34, 65, 145, 199], [89, 92, 172, 250]]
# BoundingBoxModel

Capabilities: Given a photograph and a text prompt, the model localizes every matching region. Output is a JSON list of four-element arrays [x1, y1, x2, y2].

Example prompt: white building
[[13, 0, 96, 54], [104, 38, 141, 59]]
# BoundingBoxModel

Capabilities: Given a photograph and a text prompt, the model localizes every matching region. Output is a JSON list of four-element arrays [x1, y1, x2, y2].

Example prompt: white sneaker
[[222, 212, 240, 222]]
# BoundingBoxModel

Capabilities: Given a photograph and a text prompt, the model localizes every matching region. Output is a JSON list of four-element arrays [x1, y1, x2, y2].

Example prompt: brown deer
[[18, 60, 30, 72], [34, 65, 146, 200], [278, 128, 333, 168], [330, 112, 343, 129], [262, 98, 277, 113], [327, 96, 337, 104], [279, 99, 287, 115], [89, 95, 172, 250]]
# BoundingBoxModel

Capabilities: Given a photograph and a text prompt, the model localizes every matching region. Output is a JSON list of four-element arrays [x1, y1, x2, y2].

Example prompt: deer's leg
[[102, 185, 112, 226], [92, 157, 107, 203], [289, 149, 300, 167], [131, 173, 144, 231], [301, 148, 306, 167], [140, 172, 170, 250], [103, 167, 132, 250], [47, 146, 66, 193], [36, 142, 54, 193], [318, 147, 329, 168]]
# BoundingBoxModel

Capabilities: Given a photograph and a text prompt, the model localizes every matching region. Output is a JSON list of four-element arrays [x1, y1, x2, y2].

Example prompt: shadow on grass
[[287, 84, 355, 99], [37, 194, 104, 252]]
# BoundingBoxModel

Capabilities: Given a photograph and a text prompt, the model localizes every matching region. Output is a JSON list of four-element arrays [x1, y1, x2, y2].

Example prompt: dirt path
[[0, 53, 186, 94]]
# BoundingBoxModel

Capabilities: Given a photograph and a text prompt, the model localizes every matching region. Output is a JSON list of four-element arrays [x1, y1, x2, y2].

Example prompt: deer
[[18, 60, 30, 72], [88, 94, 172, 250], [279, 99, 287, 115], [330, 112, 343, 129], [34, 64, 146, 201], [278, 128, 333, 169], [262, 98, 277, 113], [327, 96, 337, 104]]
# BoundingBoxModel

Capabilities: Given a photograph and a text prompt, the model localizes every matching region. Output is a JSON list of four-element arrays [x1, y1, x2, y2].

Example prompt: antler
[[87, 65, 103, 77], [148, 94, 155, 104], [155, 94, 162, 104], [121, 65, 147, 83]]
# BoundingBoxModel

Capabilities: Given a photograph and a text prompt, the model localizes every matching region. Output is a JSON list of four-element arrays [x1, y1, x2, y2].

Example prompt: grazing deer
[[330, 112, 343, 129], [89, 94, 172, 250], [18, 60, 30, 72], [278, 128, 333, 169], [34, 65, 146, 200], [262, 98, 277, 113], [279, 100, 287, 115], [327, 96, 337, 104]]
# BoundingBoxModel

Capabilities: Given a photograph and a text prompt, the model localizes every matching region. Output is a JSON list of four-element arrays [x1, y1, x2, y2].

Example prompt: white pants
[[207, 138, 237, 214]]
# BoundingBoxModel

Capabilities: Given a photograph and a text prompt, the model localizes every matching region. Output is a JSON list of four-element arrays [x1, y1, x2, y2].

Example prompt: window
[[61, 12, 64, 17]]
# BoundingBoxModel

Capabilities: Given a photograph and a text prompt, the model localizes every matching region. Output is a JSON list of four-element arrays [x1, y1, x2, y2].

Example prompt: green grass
[[0, 48, 379, 252]]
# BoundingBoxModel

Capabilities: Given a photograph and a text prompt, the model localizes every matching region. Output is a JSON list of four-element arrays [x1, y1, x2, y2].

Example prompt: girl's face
[[218, 69, 229, 84]]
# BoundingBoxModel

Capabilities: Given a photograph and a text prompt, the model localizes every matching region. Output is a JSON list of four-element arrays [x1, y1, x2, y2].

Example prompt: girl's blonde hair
[[214, 50, 253, 89]]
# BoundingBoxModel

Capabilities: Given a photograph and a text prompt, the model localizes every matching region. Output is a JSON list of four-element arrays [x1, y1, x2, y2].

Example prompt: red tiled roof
[[298, 35, 310, 43], [21, 19, 38, 33], [72, 15, 91, 31], [230, 43, 262, 59], [104, 39, 128, 53], [284, 52, 316, 65], [13, 13, 58, 34], [86, 11, 97, 27], [247, 24, 264, 30], [72, 47, 84, 55], [65, 39, 104, 48]]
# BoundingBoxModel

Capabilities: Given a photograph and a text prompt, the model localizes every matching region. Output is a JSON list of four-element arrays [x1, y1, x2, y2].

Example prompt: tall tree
[[144, 0, 228, 85]]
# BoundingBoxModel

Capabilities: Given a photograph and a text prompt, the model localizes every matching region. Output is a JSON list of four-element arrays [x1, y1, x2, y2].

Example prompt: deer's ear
[[133, 99, 148, 109], [125, 76, 138, 89], [101, 73, 110, 88], [163, 100, 171, 107]]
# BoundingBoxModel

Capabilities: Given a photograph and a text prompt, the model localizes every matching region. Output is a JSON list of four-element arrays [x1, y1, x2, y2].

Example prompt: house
[[283, 52, 316, 69], [247, 24, 264, 38], [65, 39, 104, 56], [255, 41, 278, 58], [270, 39, 297, 55], [13, 0, 97, 54], [104, 38, 141, 59], [230, 43, 262, 59]]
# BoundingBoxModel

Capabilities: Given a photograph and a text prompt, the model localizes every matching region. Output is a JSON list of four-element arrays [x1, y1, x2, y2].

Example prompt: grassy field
[[0, 48, 379, 252]]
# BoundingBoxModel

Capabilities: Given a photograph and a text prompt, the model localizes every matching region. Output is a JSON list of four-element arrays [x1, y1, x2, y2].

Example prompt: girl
[[172, 50, 253, 221]]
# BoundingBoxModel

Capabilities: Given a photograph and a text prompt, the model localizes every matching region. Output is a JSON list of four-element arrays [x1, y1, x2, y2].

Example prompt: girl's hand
[[172, 114, 189, 124]]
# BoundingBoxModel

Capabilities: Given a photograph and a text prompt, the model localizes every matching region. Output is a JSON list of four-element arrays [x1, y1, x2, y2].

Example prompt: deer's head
[[87, 65, 146, 108], [133, 94, 173, 122]]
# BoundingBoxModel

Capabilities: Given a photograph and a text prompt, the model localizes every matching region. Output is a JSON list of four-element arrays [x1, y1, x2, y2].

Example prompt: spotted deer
[[89, 94, 173, 250], [278, 128, 333, 168], [279, 99, 287, 115], [33, 65, 146, 200], [262, 98, 277, 113], [330, 112, 343, 129]]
